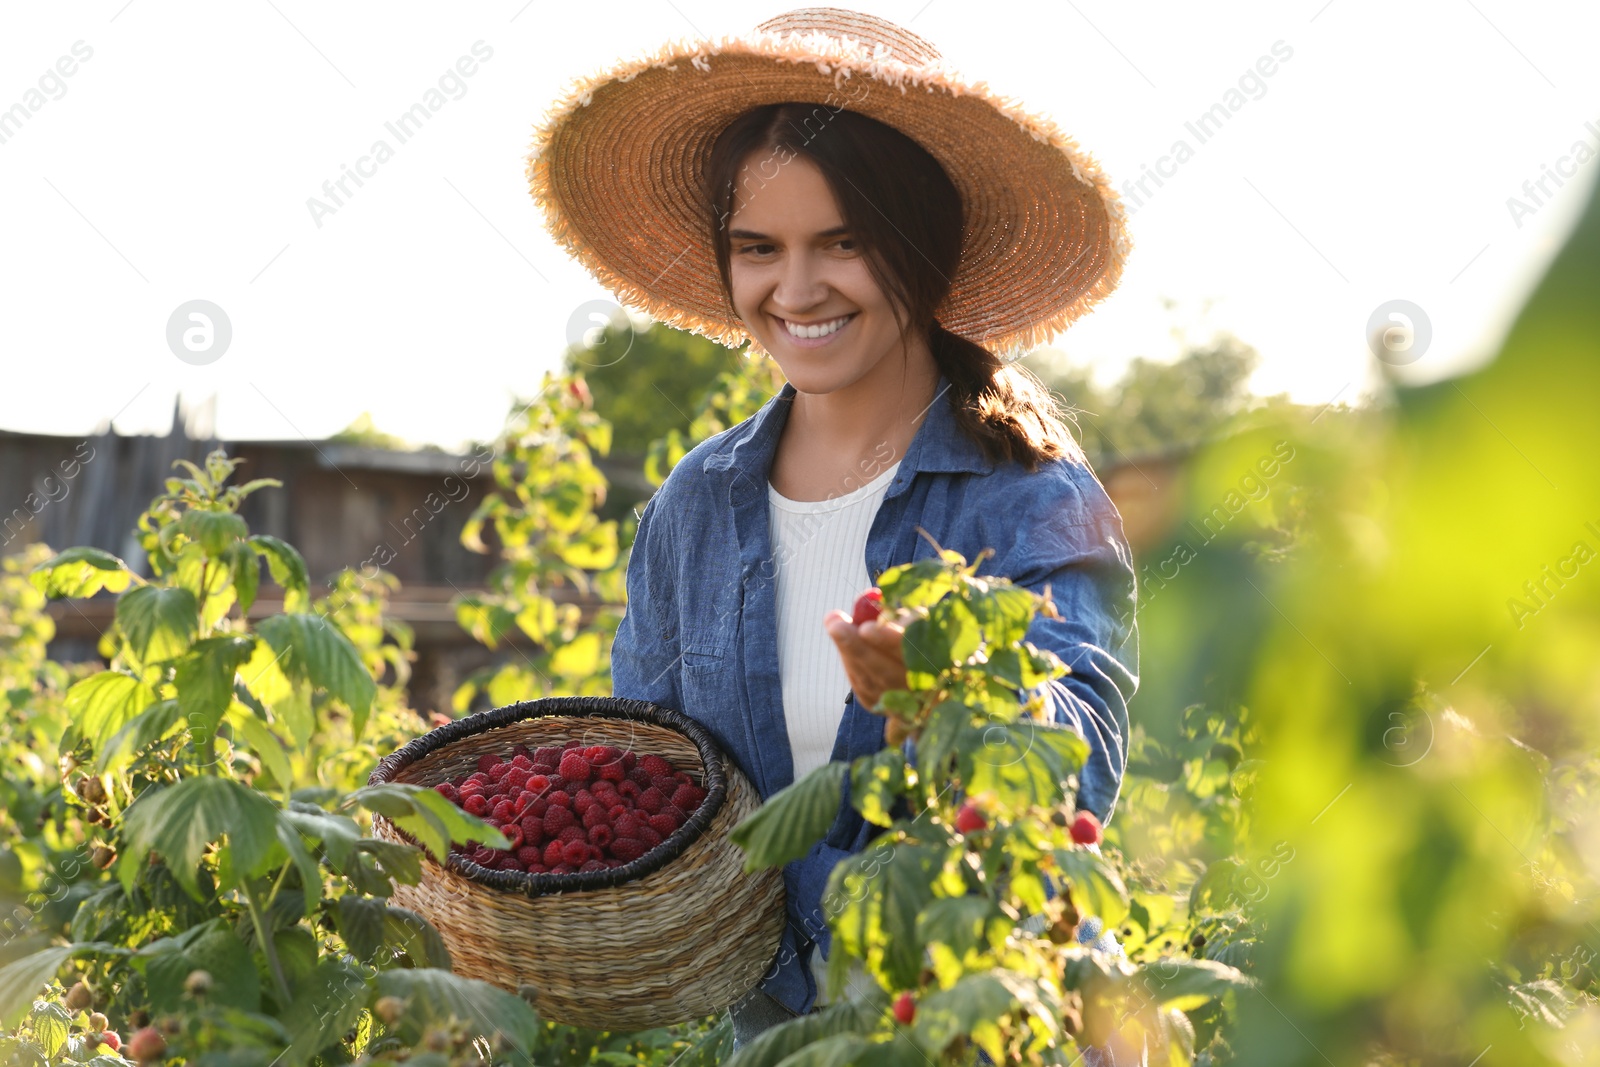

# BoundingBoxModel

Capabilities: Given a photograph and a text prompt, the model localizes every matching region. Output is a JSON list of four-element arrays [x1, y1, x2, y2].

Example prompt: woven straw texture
[[367, 696, 787, 1031], [525, 7, 1131, 359]]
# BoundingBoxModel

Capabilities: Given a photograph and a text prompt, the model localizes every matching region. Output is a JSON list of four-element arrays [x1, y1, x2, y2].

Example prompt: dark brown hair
[[702, 102, 1083, 470]]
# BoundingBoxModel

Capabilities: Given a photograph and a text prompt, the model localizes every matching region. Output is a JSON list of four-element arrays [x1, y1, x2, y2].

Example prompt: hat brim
[[527, 28, 1132, 355]]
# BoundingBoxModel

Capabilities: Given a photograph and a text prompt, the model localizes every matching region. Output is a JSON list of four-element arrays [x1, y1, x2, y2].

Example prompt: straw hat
[[526, 7, 1131, 357]]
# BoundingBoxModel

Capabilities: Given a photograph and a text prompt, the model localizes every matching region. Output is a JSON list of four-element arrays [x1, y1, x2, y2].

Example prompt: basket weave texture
[[366, 696, 787, 1031]]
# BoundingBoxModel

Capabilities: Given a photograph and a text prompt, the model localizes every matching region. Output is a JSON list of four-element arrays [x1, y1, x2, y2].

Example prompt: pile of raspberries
[[434, 739, 708, 875]]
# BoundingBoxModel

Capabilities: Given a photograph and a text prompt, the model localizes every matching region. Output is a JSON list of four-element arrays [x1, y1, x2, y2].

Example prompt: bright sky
[[2, 0, 1596, 449]]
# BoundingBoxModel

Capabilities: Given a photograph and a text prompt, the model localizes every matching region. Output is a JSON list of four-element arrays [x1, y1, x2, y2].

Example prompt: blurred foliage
[[1022, 332, 1296, 466], [562, 314, 752, 456], [328, 412, 415, 452]]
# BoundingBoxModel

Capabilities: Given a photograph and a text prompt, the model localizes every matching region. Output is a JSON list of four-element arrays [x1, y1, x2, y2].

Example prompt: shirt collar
[[701, 371, 995, 494]]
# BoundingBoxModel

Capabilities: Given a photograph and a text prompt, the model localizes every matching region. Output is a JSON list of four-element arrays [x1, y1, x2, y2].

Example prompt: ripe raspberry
[[488, 763, 511, 783], [610, 836, 646, 863], [613, 813, 643, 838], [562, 738, 584, 750], [518, 815, 545, 846], [127, 1027, 165, 1063], [597, 759, 626, 782], [99, 1031, 122, 1052], [673, 770, 693, 785], [434, 782, 460, 803], [547, 774, 570, 793], [621, 751, 638, 773], [458, 782, 484, 800], [527, 797, 549, 819], [525, 774, 551, 796], [552, 863, 577, 874], [647, 813, 678, 837], [557, 824, 587, 845], [640, 754, 674, 779], [659, 803, 686, 827], [637, 825, 663, 848], [490, 798, 514, 823], [505, 767, 531, 792], [637, 787, 667, 814], [512, 743, 532, 760], [512, 792, 538, 816], [559, 752, 593, 784], [501, 825, 525, 851], [581, 805, 610, 830], [477, 754, 501, 774], [590, 779, 618, 798], [498, 854, 523, 871], [511, 753, 533, 771], [573, 791, 596, 815], [516, 845, 543, 866], [543, 805, 575, 835], [464, 794, 489, 817], [543, 840, 565, 867], [547, 790, 572, 809], [954, 802, 987, 833], [1070, 810, 1103, 845], [607, 803, 629, 822], [671, 784, 707, 811], [627, 766, 654, 788], [471, 845, 495, 865], [618, 780, 642, 800], [527, 862, 550, 874], [892, 991, 916, 1025], [603, 858, 623, 869], [466, 771, 490, 786], [560, 840, 588, 866], [650, 775, 679, 796], [587, 824, 614, 849], [853, 587, 884, 626], [532, 747, 561, 771], [579, 859, 606, 873]]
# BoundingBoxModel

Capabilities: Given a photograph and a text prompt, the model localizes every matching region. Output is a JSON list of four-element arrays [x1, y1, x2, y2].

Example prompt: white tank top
[[766, 459, 902, 783]]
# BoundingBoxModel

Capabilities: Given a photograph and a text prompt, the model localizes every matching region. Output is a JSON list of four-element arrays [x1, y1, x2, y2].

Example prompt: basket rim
[[365, 695, 736, 898]]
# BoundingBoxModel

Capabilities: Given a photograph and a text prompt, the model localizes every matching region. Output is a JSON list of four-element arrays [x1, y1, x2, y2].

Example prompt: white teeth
[[783, 315, 852, 339]]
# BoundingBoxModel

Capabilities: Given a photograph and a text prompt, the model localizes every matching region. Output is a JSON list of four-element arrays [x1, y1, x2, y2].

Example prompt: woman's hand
[[824, 610, 912, 743]]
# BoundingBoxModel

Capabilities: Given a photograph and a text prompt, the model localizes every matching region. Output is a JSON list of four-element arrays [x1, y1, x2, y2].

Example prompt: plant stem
[[261, 858, 292, 918], [242, 878, 293, 1006]]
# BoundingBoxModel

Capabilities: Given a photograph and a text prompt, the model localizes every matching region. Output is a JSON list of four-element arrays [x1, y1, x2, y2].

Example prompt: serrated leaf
[[228, 705, 293, 792], [283, 803, 363, 870], [1053, 848, 1130, 928], [282, 956, 371, 1067], [250, 535, 310, 614], [349, 784, 506, 862], [29, 547, 134, 598], [225, 540, 260, 614], [827, 843, 943, 990], [256, 614, 376, 738], [116, 585, 199, 664], [119, 777, 285, 900], [95, 698, 183, 775], [721, 992, 888, 1067], [174, 636, 258, 742], [28, 1002, 70, 1057], [373, 969, 540, 1047], [139, 918, 261, 1013], [850, 748, 906, 828], [178, 510, 249, 557], [1137, 956, 1254, 1011], [915, 896, 1000, 959], [67, 672, 156, 752], [910, 973, 1019, 1061], [729, 762, 846, 870]]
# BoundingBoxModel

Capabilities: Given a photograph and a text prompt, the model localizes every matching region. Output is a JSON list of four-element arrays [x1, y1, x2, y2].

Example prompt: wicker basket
[[365, 695, 787, 1031]]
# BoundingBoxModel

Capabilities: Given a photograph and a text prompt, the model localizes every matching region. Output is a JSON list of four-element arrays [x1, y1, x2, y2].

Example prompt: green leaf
[[770, 1034, 874, 1067], [29, 547, 134, 598], [930, 595, 981, 664], [116, 585, 199, 664], [28, 1002, 70, 1058], [960, 720, 1076, 810], [174, 636, 257, 741], [722, 992, 887, 1067], [227, 705, 293, 792], [276, 819, 323, 918], [119, 777, 285, 900], [850, 748, 907, 828], [177, 509, 249, 557], [349, 784, 506, 862], [66, 671, 156, 752], [901, 616, 953, 689], [138, 918, 261, 1013], [548, 630, 601, 679], [970, 584, 1036, 650], [282, 956, 371, 1067], [256, 613, 376, 738], [95, 698, 184, 775], [0, 943, 128, 1029], [914, 698, 970, 784], [1053, 848, 1131, 928], [333, 896, 387, 963], [225, 540, 260, 615], [250, 535, 311, 614], [1136, 956, 1254, 1011], [915, 896, 1002, 959], [827, 842, 943, 990], [382, 906, 452, 969], [373, 968, 541, 1048], [910, 973, 1019, 1060], [729, 762, 846, 870]]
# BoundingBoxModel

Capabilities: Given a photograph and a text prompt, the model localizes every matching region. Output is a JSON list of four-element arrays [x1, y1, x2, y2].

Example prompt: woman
[[527, 8, 1138, 1047]]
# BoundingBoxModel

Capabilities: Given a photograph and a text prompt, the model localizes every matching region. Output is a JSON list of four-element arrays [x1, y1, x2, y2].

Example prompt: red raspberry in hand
[[954, 802, 986, 833], [892, 991, 916, 1025], [852, 587, 884, 625], [1070, 810, 1103, 845]]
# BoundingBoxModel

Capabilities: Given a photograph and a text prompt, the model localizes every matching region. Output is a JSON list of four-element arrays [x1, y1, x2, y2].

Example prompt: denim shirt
[[610, 372, 1139, 1016]]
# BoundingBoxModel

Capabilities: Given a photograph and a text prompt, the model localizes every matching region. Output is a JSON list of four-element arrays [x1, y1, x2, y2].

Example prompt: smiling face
[[726, 151, 914, 395]]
